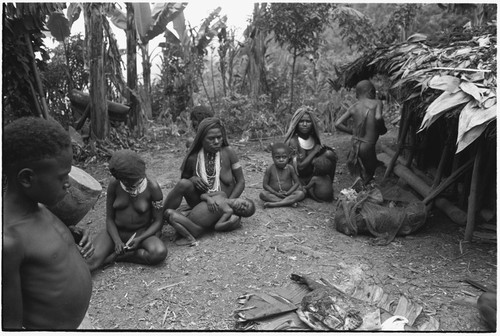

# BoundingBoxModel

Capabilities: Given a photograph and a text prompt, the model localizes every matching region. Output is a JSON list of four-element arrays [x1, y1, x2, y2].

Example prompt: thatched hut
[[337, 26, 497, 242]]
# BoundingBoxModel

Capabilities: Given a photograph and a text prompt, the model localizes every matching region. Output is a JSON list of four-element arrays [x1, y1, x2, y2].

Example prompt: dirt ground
[[79, 128, 496, 331]]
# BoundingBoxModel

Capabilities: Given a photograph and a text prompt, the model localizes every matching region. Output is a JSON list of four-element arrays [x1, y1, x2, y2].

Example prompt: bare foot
[[263, 202, 270, 208], [175, 237, 198, 247], [292, 202, 298, 208]]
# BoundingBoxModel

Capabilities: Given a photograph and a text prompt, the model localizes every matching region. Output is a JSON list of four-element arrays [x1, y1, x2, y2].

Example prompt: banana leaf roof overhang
[[338, 31, 497, 154]]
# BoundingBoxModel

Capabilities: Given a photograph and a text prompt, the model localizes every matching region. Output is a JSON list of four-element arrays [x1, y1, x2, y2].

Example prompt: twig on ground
[[157, 281, 184, 291], [162, 306, 169, 326]]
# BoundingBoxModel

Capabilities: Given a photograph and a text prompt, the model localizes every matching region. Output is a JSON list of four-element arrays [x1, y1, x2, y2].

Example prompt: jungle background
[[2, 2, 497, 331]]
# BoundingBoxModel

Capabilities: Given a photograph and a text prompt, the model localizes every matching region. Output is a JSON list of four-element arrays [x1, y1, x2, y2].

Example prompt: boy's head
[[232, 197, 256, 217], [109, 149, 146, 185], [312, 155, 333, 177], [3, 117, 73, 205], [271, 142, 290, 168], [356, 80, 376, 99]]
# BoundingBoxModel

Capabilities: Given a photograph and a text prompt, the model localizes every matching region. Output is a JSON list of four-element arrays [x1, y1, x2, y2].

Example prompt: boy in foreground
[[260, 143, 306, 208], [335, 80, 387, 185], [2, 117, 92, 330], [165, 191, 255, 246]]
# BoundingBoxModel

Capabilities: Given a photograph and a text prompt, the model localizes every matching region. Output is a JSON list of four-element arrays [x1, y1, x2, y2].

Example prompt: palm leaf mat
[[234, 276, 439, 331]]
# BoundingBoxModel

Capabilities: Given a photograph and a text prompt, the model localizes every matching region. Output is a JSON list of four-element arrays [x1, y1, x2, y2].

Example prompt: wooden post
[[464, 138, 485, 242], [383, 105, 412, 180], [24, 33, 49, 119], [425, 141, 452, 211]]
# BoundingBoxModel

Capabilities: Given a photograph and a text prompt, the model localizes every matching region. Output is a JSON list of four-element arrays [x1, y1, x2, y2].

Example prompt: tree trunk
[[86, 3, 108, 140], [140, 43, 152, 120], [290, 47, 298, 112], [126, 3, 141, 133]]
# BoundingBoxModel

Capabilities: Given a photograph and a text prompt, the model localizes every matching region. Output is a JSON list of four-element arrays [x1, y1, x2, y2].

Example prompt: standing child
[[259, 143, 306, 208], [86, 149, 167, 271], [335, 80, 387, 185], [304, 154, 334, 202], [3, 117, 92, 329], [165, 191, 255, 246]]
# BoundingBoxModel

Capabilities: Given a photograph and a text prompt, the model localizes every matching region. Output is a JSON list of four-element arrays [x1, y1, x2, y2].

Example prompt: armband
[[152, 200, 163, 210], [231, 162, 242, 170]]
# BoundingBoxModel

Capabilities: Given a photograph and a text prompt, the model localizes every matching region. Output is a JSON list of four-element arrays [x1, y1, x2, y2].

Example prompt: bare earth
[[81, 130, 496, 331]]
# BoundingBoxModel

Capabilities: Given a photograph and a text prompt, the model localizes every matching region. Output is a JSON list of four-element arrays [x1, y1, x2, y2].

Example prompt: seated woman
[[163, 117, 245, 214], [87, 150, 167, 271], [284, 106, 338, 192], [165, 191, 256, 246]]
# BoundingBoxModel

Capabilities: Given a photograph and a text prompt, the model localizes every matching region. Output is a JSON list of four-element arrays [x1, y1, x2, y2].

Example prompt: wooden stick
[[383, 106, 411, 180], [464, 138, 484, 242], [425, 141, 451, 211], [156, 281, 184, 291], [24, 33, 49, 119], [422, 157, 474, 204], [431, 67, 491, 73]]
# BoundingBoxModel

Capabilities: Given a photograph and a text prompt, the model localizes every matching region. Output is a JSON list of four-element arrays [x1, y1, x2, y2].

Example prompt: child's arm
[[200, 191, 226, 212], [335, 107, 354, 134], [214, 202, 234, 227], [304, 178, 316, 190], [105, 179, 125, 254], [2, 235, 23, 328], [284, 165, 301, 195], [262, 165, 282, 197]]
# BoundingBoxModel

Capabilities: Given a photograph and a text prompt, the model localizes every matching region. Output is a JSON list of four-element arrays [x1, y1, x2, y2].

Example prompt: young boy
[[165, 191, 256, 246], [335, 80, 387, 185], [3, 117, 92, 330], [304, 154, 334, 202], [259, 142, 306, 208]]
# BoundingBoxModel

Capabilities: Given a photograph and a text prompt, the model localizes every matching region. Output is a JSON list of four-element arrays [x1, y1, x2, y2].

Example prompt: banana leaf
[[47, 11, 70, 42], [456, 100, 497, 152], [459, 81, 488, 104], [418, 90, 470, 132], [428, 75, 461, 93]]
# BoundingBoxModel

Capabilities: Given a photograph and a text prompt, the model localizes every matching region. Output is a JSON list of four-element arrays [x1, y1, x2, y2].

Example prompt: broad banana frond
[[47, 11, 70, 42]]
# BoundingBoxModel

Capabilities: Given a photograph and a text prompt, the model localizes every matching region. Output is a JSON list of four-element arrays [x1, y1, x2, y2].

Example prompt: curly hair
[[312, 155, 333, 177], [3, 117, 71, 172], [271, 142, 290, 155]]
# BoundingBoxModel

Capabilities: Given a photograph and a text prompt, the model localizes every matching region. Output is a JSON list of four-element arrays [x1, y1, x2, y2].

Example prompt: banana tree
[[106, 3, 187, 120], [162, 7, 228, 112]]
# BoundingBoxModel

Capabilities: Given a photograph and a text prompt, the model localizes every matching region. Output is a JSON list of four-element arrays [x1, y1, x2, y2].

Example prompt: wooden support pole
[[378, 152, 467, 226], [425, 141, 452, 212], [422, 157, 474, 205], [24, 33, 49, 119], [383, 106, 412, 180], [464, 139, 485, 242]]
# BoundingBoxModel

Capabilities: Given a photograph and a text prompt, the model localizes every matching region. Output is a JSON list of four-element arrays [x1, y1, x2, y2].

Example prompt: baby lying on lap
[[165, 191, 256, 246]]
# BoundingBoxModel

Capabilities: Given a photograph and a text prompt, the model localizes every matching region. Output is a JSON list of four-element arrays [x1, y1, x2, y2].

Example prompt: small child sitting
[[260, 143, 306, 208], [165, 191, 256, 246], [304, 154, 334, 202]]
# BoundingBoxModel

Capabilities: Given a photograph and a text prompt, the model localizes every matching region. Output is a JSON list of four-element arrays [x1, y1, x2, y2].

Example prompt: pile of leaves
[[339, 22, 496, 153]]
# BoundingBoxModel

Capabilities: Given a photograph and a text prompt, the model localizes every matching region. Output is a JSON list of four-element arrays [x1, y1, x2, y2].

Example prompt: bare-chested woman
[[163, 118, 245, 215], [87, 150, 167, 271]]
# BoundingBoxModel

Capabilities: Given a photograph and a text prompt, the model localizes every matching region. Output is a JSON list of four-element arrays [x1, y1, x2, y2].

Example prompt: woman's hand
[[190, 176, 209, 192], [125, 237, 140, 251], [78, 227, 95, 259], [206, 196, 219, 212], [114, 240, 126, 255]]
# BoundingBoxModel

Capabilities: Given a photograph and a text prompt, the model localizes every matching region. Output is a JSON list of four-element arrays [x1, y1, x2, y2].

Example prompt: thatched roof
[[339, 27, 497, 153]]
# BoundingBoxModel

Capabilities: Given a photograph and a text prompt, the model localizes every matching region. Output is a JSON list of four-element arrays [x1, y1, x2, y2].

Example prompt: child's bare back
[[305, 175, 334, 202]]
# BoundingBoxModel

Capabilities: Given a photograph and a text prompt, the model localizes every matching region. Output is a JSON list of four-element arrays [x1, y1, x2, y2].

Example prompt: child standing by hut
[[335, 79, 387, 185], [260, 143, 306, 208]]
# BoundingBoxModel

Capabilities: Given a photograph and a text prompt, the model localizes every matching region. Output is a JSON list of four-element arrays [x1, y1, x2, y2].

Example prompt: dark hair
[[271, 142, 290, 155], [3, 117, 71, 172], [233, 198, 256, 218], [356, 80, 376, 99], [312, 155, 333, 177], [191, 105, 213, 130], [108, 149, 146, 180]]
